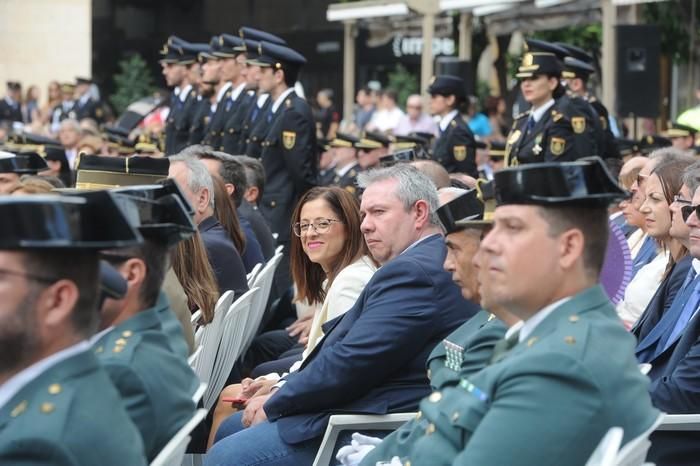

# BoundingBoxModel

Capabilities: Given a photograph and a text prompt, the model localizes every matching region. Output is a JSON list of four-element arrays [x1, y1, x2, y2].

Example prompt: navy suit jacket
[[633, 255, 692, 380], [199, 216, 249, 298], [263, 234, 477, 444]]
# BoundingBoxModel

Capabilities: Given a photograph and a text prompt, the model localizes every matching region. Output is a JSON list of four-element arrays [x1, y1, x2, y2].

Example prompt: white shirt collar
[[231, 82, 247, 102], [257, 93, 270, 107], [78, 93, 90, 105], [530, 99, 555, 123], [439, 110, 459, 131], [174, 86, 181, 96], [504, 320, 525, 341], [89, 326, 114, 345], [518, 296, 572, 343], [215, 82, 233, 104], [692, 258, 700, 275], [271, 88, 295, 114], [178, 84, 192, 103], [0, 340, 91, 410], [335, 162, 356, 177], [4, 96, 16, 106]]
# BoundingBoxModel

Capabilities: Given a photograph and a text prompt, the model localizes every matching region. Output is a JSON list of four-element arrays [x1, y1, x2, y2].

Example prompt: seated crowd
[[3, 144, 700, 466]]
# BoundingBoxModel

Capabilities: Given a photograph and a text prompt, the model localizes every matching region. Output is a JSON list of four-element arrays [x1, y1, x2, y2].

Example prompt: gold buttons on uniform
[[564, 336, 576, 345], [113, 346, 124, 353], [40, 402, 55, 414], [48, 384, 62, 395], [115, 338, 127, 346], [11, 400, 27, 417], [122, 331, 133, 338], [229, 128, 234, 133], [451, 412, 460, 423], [270, 201, 276, 207], [425, 423, 436, 434], [569, 315, 580, 323], [428, 391, 442, 403], [527, 337, 538, 347]]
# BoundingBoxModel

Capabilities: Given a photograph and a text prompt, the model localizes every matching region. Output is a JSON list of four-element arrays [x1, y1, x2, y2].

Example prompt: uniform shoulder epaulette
[[285, 98, 292, 108], [94, 328, 142, 362], [514, 110, 530, 120], [190, 90, 197, 98], [7, 380, 76, 439], [551, 109, 566, 122], [450, 120, 458, 128]]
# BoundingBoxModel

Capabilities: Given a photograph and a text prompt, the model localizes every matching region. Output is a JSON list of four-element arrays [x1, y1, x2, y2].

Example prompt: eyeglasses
[[673, 195, 692, 205], [0, 268, 58, 284], [293, 219, 342, 237], [681, 204, 700, 222]]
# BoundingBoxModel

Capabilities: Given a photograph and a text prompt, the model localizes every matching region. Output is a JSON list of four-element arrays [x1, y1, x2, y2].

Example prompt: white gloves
[[335, 432, 384, 466]]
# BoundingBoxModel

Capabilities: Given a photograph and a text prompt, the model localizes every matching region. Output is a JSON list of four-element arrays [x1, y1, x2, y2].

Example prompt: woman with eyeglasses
[[207, 186, 377, 448], [618, 157, 695, 329]]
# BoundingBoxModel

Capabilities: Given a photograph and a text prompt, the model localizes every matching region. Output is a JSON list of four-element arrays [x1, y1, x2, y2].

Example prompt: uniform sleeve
[[0, 439, 75, 466], [279, 108, 317, 193], [451, 126, 478, 177], [543, 113, 593, 162]]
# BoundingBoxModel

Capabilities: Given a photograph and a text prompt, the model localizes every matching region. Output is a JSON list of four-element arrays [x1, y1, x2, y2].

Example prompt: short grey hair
[[169, 153, 215, 208], [649, 147, 695, 167], [357, 163, 440, 226], [683, 161, 700, 195], [59, 118, 81, 132]]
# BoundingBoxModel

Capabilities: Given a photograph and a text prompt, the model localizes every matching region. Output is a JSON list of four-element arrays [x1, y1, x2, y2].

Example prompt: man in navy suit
[[205, 164, 476, 466], [648, 163, 700, 465]]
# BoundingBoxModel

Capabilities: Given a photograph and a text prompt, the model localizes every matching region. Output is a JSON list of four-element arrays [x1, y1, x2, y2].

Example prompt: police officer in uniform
[[0, 192, 148, 465], [505, 50, 596, 166], [662, 121, 698, 152], [0, 151, 48, 193], [428, 75, 479, 177], [223, 28, 287, 155], [50, 83, 78, 132], [372, 158, 660, 466], [249, 40, 317, 292], [73, 77, 104, 123], [94, 190, 198, 460], [202, 34, 249, 151], [0, 81, 23, 123], [161, 37, 206, 155], [327, 132, 361, 194], [355, 130, 391, 171]]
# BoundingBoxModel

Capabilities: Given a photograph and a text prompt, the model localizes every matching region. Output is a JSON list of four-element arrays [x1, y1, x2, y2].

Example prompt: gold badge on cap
[[453, 145, 467, 161], [522, 53, 534, 67], [572, 117, 586, 134], [550, 137, 566, 156], [282, 131, 297, 150]]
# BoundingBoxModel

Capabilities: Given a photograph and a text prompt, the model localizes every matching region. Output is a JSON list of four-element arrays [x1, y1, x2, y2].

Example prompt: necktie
[[660, 282, 700, 352], [489, 329, 520, 364], [266, 107, 274, 123], [251, 105, 261, 122], [526, 116, 535, 132]]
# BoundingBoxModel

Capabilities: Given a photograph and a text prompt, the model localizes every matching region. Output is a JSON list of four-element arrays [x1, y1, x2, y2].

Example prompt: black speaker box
[[615, 25, 661, 118], [435, 57, 475, 96]]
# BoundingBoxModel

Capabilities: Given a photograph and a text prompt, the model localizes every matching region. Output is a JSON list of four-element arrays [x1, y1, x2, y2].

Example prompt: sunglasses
[[681, 204, 700, 222]]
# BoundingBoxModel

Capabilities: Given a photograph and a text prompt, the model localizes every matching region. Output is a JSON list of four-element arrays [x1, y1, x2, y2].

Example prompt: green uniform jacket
[[406, 286, 659, 466], [0, 349, 147, 466], [94, 306, 198, 461], [361, 310, 506, 466]]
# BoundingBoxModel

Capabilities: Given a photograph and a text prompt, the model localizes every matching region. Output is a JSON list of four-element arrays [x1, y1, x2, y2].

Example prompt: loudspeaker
[[615, 25, 661, 118], [435, 57, 475, 95]]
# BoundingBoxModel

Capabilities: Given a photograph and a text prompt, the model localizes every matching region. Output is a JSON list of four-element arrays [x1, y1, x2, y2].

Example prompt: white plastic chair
[[191, 290, 235, 386], [585, 427, 624, 466], [241, 253, 283, 353], [616, 413, 665, 466], [274, 244, 284, 256], [246, 262, 262, 287], [312, 413, 416, 466], [655, 412, 700, 431], [190, 309, 201, 327], [204, 287, 260, 410], [187, 345, 202, 369], [149, 408, 207, 466], [191, 382, 207, 405]]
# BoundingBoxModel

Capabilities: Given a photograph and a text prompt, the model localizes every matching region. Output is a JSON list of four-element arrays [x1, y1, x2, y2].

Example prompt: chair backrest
[[149, 408, 207, 466], [241, 253, 283, 352], [585, 427, 624, 466], [191, 290, 235, 384], [616, 413, 665, 466], [191, 382, 207, 405], [247, 262, 263, 287], [187, 345, 203, 368], [204, 287, 260, 410]]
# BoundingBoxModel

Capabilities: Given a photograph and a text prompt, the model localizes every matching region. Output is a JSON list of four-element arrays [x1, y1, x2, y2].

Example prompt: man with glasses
[[395, 94, 438, 137], [0, 192, 148, 465], [205, 164, 475, 466], [647, 162, 700, 465]]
